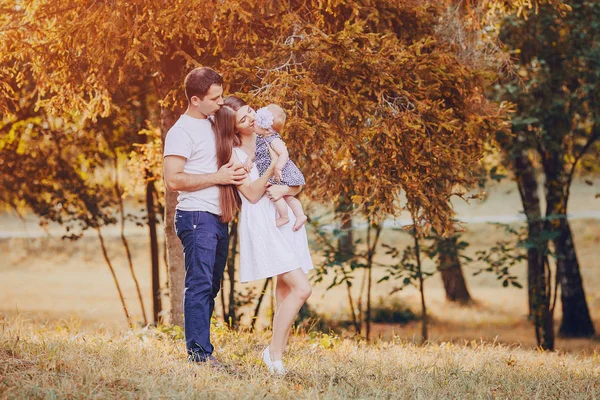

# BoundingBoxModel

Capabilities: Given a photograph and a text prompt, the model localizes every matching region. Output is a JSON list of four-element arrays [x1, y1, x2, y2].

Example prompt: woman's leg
[[273, 275, 292, 352], [269, 268, 312, 361]]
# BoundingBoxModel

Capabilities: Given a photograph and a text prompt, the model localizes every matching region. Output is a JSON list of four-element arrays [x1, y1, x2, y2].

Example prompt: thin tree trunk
[[164, 184, 184, 326], [555, 218, 595, 337], [365, 222, 381, 342], [513, 141, 554, 349], [336, 196, 360, 333], [512, 140, 549, 322], [147, 180, 161, 324], [366, 254, 373, 341], [544, 162, 595, 338], [113, 160, 148, 326], [357, 265, 368, 333], [96, 227, 132, 327], [226, 217, 239, 328], [345, 276, 360, 334], [414, 233, 428, 344], [270, 277, 275, 325], [155, 186, 170, 308], [250, 278, 271, 332], [220, 275, 227, 325], [161, 107, 185, 327], [437, 236, 472, 304]]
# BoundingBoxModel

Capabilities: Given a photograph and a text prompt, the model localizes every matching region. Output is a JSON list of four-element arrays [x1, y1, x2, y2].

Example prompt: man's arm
[[164, 155, 246, 192]]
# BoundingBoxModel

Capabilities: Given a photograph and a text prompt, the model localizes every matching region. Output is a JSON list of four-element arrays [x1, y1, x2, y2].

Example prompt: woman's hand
[[266, 185, 301, 201], [242, 155, 255, 173]]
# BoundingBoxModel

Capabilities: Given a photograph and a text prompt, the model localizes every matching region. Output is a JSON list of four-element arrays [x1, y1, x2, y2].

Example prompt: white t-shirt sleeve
[[164, 126, 193, 159]]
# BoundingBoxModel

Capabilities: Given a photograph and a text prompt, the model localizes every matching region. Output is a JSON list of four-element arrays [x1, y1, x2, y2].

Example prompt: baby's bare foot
[[292, 215, 308, 232], [276, 216, 290, 227]]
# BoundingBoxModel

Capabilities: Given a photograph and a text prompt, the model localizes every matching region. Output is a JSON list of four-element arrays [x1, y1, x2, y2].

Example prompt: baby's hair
[[267, 104, 286, 133]]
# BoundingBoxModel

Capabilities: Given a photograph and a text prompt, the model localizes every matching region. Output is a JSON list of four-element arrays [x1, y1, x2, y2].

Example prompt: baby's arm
[[269, 138, 289, 183]]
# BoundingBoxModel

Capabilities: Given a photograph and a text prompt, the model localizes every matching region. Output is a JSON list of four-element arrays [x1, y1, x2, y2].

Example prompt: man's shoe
[[189, 355, 229, 372], [206, 356, 228, 371]]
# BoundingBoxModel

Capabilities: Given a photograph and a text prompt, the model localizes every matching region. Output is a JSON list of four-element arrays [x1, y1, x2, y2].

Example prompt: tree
[[497, 0, 599, 338], [127, 125, 166, 323], [1, 0, 510, 328], [435, 235, 473, 304]]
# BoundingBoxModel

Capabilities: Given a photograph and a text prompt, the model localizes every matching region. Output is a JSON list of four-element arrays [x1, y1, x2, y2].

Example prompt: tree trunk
[[161, 107, 185, 327], [115, 166, 148, 326], [96, 227, 132, 327], [226, 217, 239, 328], [513, 139, 554, 349], [513, 142, 547, 315], [250, 278, 271, 332], [147, 180, 162, 324], [415, 233, 428, 344], [336, 194, 354, 261], [335, 195, 360, 333], [544, 161, 595, 338], [555, 218, 595, 337], [365, 222, 381, 342], [437, 237, 472, 304]]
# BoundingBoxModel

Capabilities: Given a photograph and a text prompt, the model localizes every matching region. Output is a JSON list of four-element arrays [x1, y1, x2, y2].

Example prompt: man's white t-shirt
[[163, 114, 221, 215]]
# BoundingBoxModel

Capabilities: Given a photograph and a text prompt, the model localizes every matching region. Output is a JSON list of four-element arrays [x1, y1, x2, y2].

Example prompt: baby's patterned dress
[[255, 133, 306, 186]]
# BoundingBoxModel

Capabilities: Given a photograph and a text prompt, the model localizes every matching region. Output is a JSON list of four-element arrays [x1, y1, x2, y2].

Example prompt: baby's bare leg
[[274, 198, 290, 227], [285, 196, 307, 232]]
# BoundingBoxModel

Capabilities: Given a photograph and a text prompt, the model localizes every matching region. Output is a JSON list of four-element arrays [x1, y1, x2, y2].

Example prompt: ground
[[1, 179, 599, 354], [1, 179, 599, 398]]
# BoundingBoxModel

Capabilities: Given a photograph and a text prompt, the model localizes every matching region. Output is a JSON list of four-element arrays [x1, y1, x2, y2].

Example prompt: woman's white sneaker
[[271, 359, 286, 375], [262, 347, 286, 375], [262, 347, 275, 373]]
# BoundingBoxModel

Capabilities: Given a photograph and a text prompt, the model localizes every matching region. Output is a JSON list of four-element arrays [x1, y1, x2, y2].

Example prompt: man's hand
[[216, 161, 247, 185]]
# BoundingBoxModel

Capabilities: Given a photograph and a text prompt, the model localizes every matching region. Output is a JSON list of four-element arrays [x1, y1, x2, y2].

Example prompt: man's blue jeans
[[174, 210, 229, 362]]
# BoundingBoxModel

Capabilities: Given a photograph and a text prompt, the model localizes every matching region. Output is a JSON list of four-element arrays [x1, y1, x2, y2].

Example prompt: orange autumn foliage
[[0, 0, 519, 236]]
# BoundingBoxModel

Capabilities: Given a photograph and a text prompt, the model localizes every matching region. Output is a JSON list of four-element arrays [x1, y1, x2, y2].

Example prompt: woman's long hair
[[213, 103, 242, 223], [223, 96, 248, 142]]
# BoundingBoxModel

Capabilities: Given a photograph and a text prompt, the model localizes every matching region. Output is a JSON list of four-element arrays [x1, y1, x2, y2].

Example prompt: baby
[[253, 104, 307, 231]]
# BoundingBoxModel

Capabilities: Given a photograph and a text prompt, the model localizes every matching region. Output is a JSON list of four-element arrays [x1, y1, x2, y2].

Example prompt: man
[[163, 67, 246, 365]]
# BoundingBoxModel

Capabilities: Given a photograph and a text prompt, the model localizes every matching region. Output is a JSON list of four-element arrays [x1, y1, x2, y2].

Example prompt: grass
[[1, 187, 600, 398], [1, 218, 600, 354], [1, 315, 599, 399]]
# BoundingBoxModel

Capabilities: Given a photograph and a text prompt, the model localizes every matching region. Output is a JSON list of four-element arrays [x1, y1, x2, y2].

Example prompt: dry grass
[[1, 315, 599, 399], [1, 218, 600, 354], [1, 181, 600, 398]]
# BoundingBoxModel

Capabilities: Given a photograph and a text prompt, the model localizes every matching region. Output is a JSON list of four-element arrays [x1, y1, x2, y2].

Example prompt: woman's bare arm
[[266, 185, 302, 201], [232, 152, 276, 204]]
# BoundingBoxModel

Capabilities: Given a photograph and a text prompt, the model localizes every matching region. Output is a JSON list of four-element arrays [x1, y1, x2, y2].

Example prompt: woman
[[213, 96, 313, 375]]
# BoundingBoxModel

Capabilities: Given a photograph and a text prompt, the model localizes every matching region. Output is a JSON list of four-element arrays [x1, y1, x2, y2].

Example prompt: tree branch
[[564, 124, 600, 208]]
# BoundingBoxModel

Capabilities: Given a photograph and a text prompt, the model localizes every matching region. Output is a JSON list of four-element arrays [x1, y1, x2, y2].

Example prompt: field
[[1, 180, 600, 398], [2, 315, 599, 399]]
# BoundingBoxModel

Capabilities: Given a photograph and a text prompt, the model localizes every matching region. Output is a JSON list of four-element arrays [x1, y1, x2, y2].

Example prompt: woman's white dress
[[234, 148, 313, 283]]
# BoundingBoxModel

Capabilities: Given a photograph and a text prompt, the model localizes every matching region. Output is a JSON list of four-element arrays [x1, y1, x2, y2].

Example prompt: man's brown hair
[[184, 67, 223, 101]]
